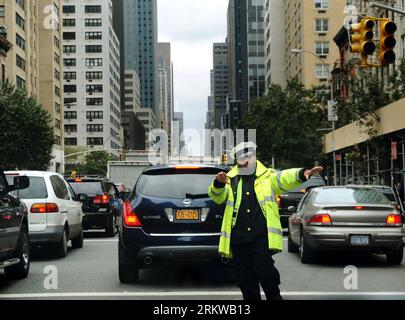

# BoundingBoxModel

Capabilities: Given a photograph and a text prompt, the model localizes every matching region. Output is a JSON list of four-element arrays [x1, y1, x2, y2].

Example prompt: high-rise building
[[172, 112, 185, 156], [157, 43, 174, 141], [122, 0, 159, 125], [211, 43, 229, 130], [0, 0, 65, 172], [226, 0, 266, 128], [0, 0, 39, 95], [284, 0, 345, 88], [62, 0, 122, 154], [264, 0, 286, 88]]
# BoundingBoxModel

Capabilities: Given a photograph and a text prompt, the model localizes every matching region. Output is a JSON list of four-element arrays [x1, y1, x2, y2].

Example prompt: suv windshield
[[69, 181, 104, 196], [6, 176, 48, 199], [315, 188, 391, 205], [137, 173, 215, 199]]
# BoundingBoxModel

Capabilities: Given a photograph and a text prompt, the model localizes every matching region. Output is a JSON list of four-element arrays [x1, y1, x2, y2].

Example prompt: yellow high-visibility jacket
[[208, 160, 305, 258]]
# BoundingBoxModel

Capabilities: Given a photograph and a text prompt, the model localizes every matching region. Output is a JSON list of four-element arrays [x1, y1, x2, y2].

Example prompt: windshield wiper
[[185, 193, 209, 199]]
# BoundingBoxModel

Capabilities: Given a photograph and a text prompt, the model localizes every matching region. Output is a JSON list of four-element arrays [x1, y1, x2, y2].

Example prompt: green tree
[[240, 79, 329, 169], [75, 151, 114, 176], [0, 81, 54, 170]]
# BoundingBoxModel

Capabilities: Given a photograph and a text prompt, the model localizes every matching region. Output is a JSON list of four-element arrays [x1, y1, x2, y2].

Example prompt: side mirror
[[10, 176, 30, 191], [287, 206, 296, 213]]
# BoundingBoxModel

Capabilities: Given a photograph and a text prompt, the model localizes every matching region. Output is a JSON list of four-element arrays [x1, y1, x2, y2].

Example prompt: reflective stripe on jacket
[[208, 160, 304, 258]]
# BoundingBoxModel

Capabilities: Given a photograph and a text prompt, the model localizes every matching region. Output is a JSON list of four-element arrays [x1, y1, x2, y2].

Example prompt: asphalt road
[[1, 231, 405, 300]]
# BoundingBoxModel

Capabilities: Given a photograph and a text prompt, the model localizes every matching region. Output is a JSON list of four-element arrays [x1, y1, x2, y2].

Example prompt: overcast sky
[[157, 0, 228, 155]]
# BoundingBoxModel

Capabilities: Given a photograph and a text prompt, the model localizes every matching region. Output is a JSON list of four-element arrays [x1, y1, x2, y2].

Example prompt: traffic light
[[350, 18, 376, 67], [221, 154, 228, 165], [119, 153, 123, 161], [379, 19, 397, 65]]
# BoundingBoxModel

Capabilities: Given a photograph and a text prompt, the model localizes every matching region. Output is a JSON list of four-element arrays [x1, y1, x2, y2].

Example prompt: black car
[[0, 170, 30, 279], [118, 164, 227, 284], [279, 176, 326, 229], [67, 177, 123, 237]]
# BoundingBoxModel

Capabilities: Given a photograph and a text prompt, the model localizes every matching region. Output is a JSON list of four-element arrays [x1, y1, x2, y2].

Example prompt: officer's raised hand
[[304, 166, 324, 180]]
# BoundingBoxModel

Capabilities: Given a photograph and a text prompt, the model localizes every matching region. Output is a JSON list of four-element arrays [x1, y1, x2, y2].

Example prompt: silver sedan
[[288, 186, 404, 265]]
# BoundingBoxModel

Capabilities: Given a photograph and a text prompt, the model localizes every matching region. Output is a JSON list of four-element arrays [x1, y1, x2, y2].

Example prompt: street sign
[[392, 142, 398, 160], [328, 100, 338, 122], [336, 154, 342, 161]]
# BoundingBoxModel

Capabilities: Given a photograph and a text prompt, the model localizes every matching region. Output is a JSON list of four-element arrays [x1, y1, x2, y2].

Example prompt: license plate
[[350, 235, 370, 246], [176, 209, 200, 221]]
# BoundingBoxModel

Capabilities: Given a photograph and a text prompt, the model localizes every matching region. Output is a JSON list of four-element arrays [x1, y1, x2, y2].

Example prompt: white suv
[[5, 171, 84, 258]]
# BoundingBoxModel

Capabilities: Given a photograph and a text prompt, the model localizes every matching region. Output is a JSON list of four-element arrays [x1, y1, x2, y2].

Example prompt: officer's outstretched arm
[[270, 168, 306, 197]]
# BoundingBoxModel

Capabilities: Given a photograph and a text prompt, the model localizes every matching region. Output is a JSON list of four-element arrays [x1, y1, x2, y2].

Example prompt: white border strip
[[1, 291, 405, 299]]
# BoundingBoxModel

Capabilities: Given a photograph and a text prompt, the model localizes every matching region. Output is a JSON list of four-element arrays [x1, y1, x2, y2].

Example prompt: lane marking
[[1, 291, 405, 299]]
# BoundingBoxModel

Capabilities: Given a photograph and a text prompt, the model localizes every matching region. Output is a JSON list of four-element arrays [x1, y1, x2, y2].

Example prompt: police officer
[[208, 142, 323, 301]]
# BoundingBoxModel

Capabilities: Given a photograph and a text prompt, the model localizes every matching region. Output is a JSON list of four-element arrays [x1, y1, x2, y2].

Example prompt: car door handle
[[60, 210, 68, 214]]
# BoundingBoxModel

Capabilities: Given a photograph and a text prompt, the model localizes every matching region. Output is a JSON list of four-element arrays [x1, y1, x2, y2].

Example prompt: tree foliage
[[239, 79, 329, 169], [68, 151, 114, 177], [0, 81, 54, 170]]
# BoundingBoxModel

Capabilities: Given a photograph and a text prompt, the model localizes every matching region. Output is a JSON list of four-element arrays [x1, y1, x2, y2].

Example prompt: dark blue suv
[[118, 164, 227, 283]]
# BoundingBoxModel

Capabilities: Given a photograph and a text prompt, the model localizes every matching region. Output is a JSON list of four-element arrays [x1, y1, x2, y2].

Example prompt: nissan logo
[[183, 199, 192, 207]]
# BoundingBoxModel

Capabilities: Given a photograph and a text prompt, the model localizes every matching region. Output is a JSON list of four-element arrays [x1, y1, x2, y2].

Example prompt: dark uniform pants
[[231, 242, 283, 301]]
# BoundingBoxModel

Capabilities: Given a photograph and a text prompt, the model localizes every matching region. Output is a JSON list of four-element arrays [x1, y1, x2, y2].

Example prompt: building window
[[15, 0, 25, 10], [63, 45, 76, 54], [64, 58, 76, 67], [54, 69, 60, 80], [62, 5, 75, 14], [87, 84, 103, 93], [87, 124, 103, 133], [64, 98, 77, 105], [54, 52, 60, 65], [64, 111, 77, 119], [315, 19, 329, 32], [85, 18, 102, 27], [63, 32, 76, 40], [314, 0, 329, 9], [64, 125, 77, 133], [0, 5, 5, 17], [87, 137, 103, 146], [54, 36, 60, 48], [63, 19, 76, 27], [85, 45, 102, 53], [86, 111, 103, 119], [315, 64, 330, 79], [16, 34, 25, 50], [55, 119, 61, 130], [55, 103, 61, 114], [86, 98, 103, 106], [85, 32, 102, 40], [64, 72, 76, 80], [315, 41, 329, 55], [16, 55, 26, 71], [15, 13, 25, 30], [16, 76, 25, 89], [55, 86, 61, 97], [64, 85, 77, 93], [85, 5, 102, 14], [86, 58, 103, 67], [65, 138, 77, 146], [86, 71, 103, 80]]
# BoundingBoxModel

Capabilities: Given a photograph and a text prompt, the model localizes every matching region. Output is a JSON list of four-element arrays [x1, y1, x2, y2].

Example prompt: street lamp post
[[291, 48, 338, 186]]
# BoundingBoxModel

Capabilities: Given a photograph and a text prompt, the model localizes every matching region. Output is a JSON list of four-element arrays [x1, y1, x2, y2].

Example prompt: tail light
[[277, 196, 281, 207], [31, 203, 59, 213], [123, 201, 141, 227], [308, 214, 332, 226], [386, 214, 402, 226], [93, 194, 110, 205]]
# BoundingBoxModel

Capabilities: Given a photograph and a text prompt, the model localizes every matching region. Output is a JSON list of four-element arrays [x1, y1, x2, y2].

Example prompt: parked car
[[288, 186, 404, 265], [118, 164, 227, 283], [279, 176, 326, 228], [6, 171, 84, 258], [67, 177, 122, 236], [0, 170, 30, 279]]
